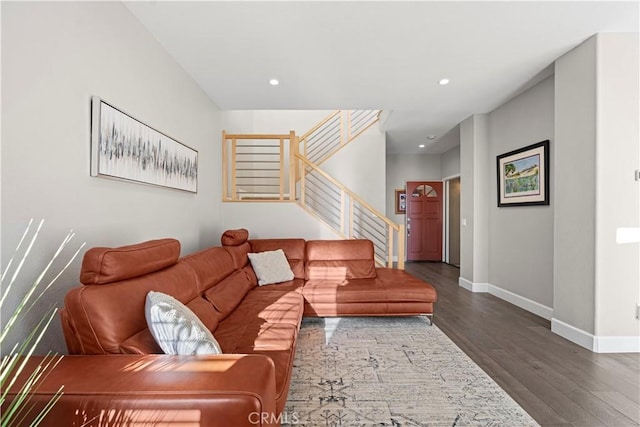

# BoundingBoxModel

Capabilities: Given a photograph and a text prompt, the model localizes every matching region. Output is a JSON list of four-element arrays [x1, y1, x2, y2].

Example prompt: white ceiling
[[125, 1, 638, 154]]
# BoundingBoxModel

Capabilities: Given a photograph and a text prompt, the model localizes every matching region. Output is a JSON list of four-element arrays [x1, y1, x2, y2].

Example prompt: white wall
[[322, 124, 387, 212], [439, 125, 461, 179], [554, 37, 598, 335], [459, 115, 490, 286], [471, 116, 490, 284], [459, 117, 475, 281], [459, 80, 554, 317], [441, 145, 461, 179], [1, 2, 221, 355], [221, 203, 341, 241], [554, 33, 640, 351], [221, 110, 332, 135], [488, 76, 555, 309], [594, 34, 639, 340]]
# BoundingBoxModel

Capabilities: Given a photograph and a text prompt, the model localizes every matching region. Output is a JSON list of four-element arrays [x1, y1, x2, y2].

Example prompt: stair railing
[[221, 111, 405, 269], [222, 130, 298, 201], [296, 154, 405, 269], [299, 110, 380, 166]]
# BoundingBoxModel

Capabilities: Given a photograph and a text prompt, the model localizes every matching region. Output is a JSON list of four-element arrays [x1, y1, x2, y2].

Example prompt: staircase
[[222, 110, 405, 269], [299, 110, 380, 165]]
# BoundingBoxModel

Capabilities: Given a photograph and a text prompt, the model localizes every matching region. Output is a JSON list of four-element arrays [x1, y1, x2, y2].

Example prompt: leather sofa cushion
[[214, 289, 303, 415], [249, 239, 306, 280], [118, 295, 222, 354], [5, 355, 278, 427], [118, 328, 161, 354], [220, 323, 298, 353], [375, 268, 438, 302], [247, 349, 295, 415], [221, 228, 249, 246], [182, 247, 236, 293], [303, 278, 386, 304], [204, 270, 255, 321], [186, 296, 221, 332], [305, 260, 377, 280], [224, 242, 251, 270], [220, 287, 305, 334], [244, 264, 258, 286], [303, 269, 437, 304], [248, 278, 304, 294], [304, 301, 434, 317], [65, 261, 197, 354], [305, 240, 376, 280], [221, 229, 252, 270], [80, 239, 180, 285]]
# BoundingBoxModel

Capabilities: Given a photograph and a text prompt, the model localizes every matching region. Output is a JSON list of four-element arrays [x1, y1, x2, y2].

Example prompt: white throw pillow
[[145, 291, 222, 355], [248, 249, 295, 286]]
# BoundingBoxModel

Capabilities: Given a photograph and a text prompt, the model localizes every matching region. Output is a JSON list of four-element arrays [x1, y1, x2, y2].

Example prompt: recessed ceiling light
[[419, 144, 425, 148], [438, 78, 450, 86], [269, 79, 279, 86], [427, 135, 437, 140]]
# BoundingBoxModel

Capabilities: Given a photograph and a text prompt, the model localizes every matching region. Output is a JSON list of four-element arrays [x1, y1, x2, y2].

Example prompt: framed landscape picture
[[497, 140, 549, 207], [90, 96, 198, 193]]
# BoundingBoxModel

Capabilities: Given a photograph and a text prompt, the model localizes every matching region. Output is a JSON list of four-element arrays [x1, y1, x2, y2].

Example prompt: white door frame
[[442, 173, 461, 264]]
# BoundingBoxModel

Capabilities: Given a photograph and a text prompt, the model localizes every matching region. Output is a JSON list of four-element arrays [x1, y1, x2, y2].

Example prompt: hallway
[[405, 262, 640, 427]]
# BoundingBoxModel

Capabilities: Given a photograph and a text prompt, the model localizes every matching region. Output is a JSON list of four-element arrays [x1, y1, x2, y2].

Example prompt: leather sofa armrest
[[3, 354, 278, 427]]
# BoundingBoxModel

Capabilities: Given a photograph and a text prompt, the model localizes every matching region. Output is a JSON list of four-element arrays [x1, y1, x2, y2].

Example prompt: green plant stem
[[0, 219, 84, 427], [0, 219, 43, 310]]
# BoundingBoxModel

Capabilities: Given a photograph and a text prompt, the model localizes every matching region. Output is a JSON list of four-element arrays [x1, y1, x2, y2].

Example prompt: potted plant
[[1, 219, 84, 426]]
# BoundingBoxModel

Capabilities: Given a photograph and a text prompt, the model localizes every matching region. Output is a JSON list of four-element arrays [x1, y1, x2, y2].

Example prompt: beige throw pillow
[[145, 291, 222, 355], [248, 249, 294, 285]]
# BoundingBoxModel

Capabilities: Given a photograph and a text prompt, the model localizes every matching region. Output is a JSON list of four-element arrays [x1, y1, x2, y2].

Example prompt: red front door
[[406, 181, 443, 261]]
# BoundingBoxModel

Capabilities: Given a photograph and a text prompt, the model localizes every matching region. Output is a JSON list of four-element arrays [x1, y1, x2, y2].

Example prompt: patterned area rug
[[283, 317, 539, 427]]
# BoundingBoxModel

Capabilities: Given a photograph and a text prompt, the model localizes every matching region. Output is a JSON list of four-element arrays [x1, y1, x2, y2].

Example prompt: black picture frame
[[496, 140, 549, 207]]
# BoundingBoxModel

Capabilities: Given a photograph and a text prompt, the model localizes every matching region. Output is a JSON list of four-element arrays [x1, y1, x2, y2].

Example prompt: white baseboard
[[458, 277, 552, 320], [457, 278, 639, 353], [488, 284, 553, 320], [551, 318, 640, 353], [458, 277, 488, 292], [594, 335, 640, 353], [551, 318, 595, 351], [458, 277, 473, 291]]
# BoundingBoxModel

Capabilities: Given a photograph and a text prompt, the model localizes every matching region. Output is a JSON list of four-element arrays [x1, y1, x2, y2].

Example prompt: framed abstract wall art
[[90, 97, 198, 193], [497, 140, 549, 207]]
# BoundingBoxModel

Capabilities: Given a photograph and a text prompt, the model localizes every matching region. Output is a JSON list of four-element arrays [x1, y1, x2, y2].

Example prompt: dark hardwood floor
[[405, 262, 640, 427]]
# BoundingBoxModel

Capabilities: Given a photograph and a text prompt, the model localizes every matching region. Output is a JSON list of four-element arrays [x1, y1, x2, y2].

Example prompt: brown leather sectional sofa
[[5, 229, 437, 426]]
